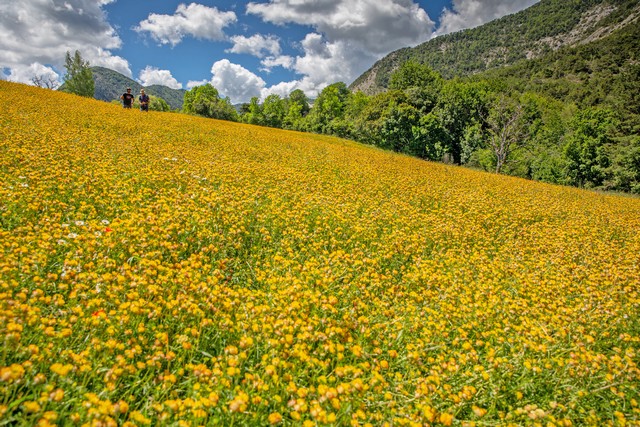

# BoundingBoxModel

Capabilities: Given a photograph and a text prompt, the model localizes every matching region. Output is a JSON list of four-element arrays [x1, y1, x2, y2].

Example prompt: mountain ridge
[[350, 0, 640, 94]]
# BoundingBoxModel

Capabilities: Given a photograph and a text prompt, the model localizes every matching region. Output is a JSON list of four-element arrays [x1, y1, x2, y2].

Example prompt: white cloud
[[138, 66, 182, 89], [0, 0, 131, 83], [435, 0, 540, 35], [7, 63, 60, 87], [210, 59, 266, 103], [247, 0, 433, 54], [246, 0, 434, 97], [135, 3, 237, 46], [186, 79, 210, 89], [90, 48, 131, 77], [293, 34, 368, 88], [260, 55, 295, 72], [227, 34, 281, 58]]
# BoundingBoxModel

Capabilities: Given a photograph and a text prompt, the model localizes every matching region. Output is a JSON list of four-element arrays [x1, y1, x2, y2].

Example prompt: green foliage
[[354, 91, 418, 153], [262, 94, 286, 128], [389, 61, 443, 91], [605, 136, 640, 193], [563, 107, 617, 188], [242, 97, 265, 126], [287, 89, 311, 117], [183, 84, 238, 121], [62, 50, 94, 98], [149, 95, 171, 112], [430, 81, 491, 164], [306, 82, 351, 133]]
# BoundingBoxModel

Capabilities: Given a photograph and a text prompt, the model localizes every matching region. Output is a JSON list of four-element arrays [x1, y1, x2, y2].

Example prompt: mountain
[[350, 0, 640, 94], [67, 66, 186, 110]]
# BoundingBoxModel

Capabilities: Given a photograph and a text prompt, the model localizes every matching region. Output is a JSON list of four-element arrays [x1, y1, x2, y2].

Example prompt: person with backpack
[[139, 89, 150, 112]]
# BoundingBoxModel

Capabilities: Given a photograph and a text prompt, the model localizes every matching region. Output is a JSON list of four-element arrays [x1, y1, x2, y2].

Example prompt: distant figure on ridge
[[120, 87, 134, 109], [139, 89, 149, 112]]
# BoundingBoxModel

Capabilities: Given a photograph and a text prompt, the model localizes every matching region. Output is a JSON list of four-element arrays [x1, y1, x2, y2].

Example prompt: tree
[[306, 82, 351, 133], [262, 94, 285, 128], [31, 75, 59, 90], [431, 81, 491, 164], [483, 95, 529, 174], [183, 84, 238, 121], [242, 97, 265, 125], [283, 89, 311, 131], [389, 60, 442, 92], [149, 95, 171, 112], [563, 107, 617, 188], [355, 90, 423, 155], [62, 50, 94, 97], [287, 89, 310, 117]]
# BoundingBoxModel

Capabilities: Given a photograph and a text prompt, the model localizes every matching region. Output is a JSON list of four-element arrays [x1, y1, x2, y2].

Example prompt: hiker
[[120, 87, 134, 109], [139, 89, 150, 112]]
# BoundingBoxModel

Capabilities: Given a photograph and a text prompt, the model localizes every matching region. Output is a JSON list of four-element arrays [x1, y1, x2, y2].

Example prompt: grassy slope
[[1, 81, 640, 425]]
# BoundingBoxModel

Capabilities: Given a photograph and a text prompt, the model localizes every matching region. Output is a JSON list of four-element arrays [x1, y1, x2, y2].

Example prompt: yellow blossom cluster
[[1, 81, 640, 426]]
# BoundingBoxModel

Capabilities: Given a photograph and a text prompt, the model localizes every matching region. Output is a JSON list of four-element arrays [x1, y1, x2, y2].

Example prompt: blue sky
[[0, 0, 538, 103]]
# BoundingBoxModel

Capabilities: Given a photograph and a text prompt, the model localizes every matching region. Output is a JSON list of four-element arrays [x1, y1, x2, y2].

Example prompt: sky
[[0, 0, 539, 104]]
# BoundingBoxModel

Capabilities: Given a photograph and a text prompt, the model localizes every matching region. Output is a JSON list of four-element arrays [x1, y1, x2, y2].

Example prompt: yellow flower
[[268, 412, 283, 424], [23, 401, 41, 413]]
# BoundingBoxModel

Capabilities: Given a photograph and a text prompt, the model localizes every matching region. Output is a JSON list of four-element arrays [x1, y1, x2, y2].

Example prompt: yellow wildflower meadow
[[1, 80, 639, 426]]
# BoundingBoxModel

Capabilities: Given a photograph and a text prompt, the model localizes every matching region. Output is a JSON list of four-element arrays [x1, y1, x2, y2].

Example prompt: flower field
[[1, 80, 639, 427]]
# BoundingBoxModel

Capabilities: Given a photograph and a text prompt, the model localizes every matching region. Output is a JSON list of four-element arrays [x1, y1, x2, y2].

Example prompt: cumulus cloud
[[210, 59, 266, 103], [260, 55, 295, 72], [245, 0, 434, 96], [227, 34, 281, 58], [260, 80, 302, 99], [435, 0, 540, 35], [138, 66, 182, 89], [186, 79, 210, 89], [0, 0, 131, 84], [247, 0, 433, 54], [135, 3, 237, 46], [7, 63, 60, 87]]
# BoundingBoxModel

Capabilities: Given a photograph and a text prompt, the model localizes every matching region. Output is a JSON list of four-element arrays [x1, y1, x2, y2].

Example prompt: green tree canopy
[[149, 95, 171, 112], [389, 60, 443, 92], [262, 94, 286, 128], [306, 82, 351, 133], [183, 84, 238, 121], [564, 107, 617, 188], [287, 89, 311, 117], [62, 50, 94, 98]]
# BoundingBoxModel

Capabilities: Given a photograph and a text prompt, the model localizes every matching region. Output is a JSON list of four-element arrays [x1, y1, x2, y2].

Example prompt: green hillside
[[350, 0, 640, 94]]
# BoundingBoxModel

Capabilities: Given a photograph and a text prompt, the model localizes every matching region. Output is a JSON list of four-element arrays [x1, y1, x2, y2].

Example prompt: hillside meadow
[[1, 81, 639, 426]]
